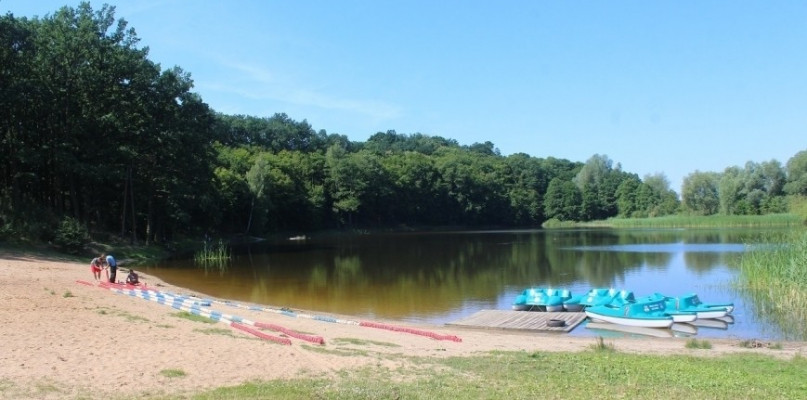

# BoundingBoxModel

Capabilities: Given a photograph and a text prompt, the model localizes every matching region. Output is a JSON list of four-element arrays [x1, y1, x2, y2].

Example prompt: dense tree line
[[0, 4, 803, 246], [681, 155, 807, 216]]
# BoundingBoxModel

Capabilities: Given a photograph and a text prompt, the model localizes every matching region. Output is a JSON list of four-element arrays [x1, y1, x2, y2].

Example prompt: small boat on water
[[566, 288, 632, 310], [564, 288, 614, 311], [651, 293, 731, 319], [585, 298, 679, 328], [630, 294, 697, 323], [512, 288, 572, 312]]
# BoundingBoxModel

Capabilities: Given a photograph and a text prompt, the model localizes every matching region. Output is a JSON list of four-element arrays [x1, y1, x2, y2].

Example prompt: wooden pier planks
[[447, 310, 586, 333]]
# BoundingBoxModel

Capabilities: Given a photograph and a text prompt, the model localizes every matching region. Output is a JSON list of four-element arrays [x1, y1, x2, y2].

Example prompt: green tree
[[573, 154, 624, 220], [325, 146, 391, 226], [616, 175, 641, 217], [784, 150, 807, 196], [381, 152, 443, 224], [642, 173, 679, 216], [434, 147, 507, 225], [719, 166, 743, 215], [544, 178, 581, 221], [501, 153, 549, 225], [682, 171, 720, 215]]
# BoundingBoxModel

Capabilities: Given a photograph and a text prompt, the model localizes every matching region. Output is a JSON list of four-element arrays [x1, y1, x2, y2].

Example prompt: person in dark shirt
[[126, 269, 139, 285]]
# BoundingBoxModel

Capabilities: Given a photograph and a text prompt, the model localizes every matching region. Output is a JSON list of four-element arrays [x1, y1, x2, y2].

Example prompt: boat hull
[[514, 288, 572, 312], [687, 318, 729, 330], [694, 309, 728, 319], [563, 303, 584, 312], [586, 322, 673, 338], [667, 312, 697, 323], [585, 309, 673, 328]]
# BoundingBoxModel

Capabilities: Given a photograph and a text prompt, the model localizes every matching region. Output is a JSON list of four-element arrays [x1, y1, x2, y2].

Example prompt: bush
[[54, 217, 89, 254]]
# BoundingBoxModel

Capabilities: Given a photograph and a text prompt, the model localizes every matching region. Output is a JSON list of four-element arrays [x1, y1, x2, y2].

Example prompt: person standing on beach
[[105, 254, 118, 283], [90, 255, 104, 281]]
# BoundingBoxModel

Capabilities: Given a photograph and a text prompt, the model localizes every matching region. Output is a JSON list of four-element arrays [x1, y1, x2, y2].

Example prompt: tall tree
[[681, 171, 720, 215], [784, 150, 807, 196], [544, 178, 581, 221]]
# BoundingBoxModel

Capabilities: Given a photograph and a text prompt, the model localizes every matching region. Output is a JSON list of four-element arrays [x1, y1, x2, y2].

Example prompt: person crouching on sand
[[90, 255, 104, 281], [126, 269, 139, 285]]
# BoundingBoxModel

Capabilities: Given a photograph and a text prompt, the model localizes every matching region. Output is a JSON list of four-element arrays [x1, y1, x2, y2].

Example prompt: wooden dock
[[446, 310, 586, 333]]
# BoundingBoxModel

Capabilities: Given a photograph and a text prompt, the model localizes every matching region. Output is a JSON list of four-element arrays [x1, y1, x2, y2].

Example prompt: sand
[[1, 250, 805, 399]]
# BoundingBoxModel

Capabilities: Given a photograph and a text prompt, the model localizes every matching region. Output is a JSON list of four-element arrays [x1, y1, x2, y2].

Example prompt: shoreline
[[2, 251, 805, 399]]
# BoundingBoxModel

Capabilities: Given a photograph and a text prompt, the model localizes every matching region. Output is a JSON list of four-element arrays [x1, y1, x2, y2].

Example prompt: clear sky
[[4, 1, 805, 193]]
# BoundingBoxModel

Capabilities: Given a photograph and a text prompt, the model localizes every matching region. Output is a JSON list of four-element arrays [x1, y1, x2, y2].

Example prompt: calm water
[[142, 228, 793, 340]]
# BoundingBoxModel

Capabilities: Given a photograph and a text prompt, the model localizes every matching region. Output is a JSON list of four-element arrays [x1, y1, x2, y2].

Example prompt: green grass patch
[[159, 369, 187, 378], [300, 344, 369, 357], [194, 327, 239, 337], [95, 307, 151, 323], [33, 381, 61, 397], [120, 311, 150, 323], [191, 351, 807, 399], [685, 339, 713, 349], [173, 311, 216, 324], [62, 290, 73, 298], [330, 337, 400, 347]]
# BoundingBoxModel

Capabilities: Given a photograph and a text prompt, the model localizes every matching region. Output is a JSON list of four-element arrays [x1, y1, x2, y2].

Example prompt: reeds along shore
[[193, 239, 231, 272], [736, 230, 807, 340], [562, 214, 803, 229]]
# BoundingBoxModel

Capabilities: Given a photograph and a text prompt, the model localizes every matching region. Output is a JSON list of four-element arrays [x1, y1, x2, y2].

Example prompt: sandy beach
[[2, 250, 805, 399]]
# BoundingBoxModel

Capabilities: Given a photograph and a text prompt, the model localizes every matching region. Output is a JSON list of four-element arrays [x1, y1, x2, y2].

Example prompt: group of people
[[89, 253, 139, 285]]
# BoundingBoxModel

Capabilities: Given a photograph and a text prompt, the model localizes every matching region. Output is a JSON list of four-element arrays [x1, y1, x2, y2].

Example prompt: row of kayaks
[[512, 288, 734, 328]]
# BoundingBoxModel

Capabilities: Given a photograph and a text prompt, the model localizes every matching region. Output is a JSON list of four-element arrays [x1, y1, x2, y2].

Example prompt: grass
[[158, 369, 187, 378], [685, 339, 713, 349], [546, 213, 803, 229], [734, 229, 807, 340], [174, 311, 216, 324], [300, 344, 369, 357], [195, 327, 242, 338], [194, 239, 231, 273], [190, 350, 807, 399], [95, 307, 151, 323], [330, 337, 400, 347], [589, 336, 615, 352]]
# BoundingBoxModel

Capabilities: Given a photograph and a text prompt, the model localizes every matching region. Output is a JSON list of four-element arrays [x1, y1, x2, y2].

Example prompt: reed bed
[[194, 239, 231, 272], [735, 230, 807, 340], [552, 214, 804, 229]]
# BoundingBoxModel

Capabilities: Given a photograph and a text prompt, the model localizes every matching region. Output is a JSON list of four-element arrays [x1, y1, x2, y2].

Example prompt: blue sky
[[4, 1, 805, 193]]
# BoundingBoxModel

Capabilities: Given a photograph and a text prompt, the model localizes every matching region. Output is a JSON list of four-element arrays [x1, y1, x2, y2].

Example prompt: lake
[[141, 228, 795, 340]]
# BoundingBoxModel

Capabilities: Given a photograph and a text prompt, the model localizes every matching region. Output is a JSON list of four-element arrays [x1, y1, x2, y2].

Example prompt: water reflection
[[143, 228, 791, 340]]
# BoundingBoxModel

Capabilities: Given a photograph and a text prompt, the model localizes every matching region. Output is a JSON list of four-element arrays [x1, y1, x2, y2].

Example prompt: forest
[[2, 4, 806, 248]]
